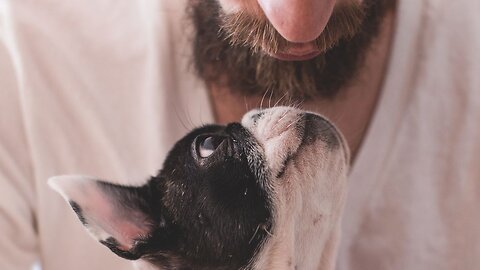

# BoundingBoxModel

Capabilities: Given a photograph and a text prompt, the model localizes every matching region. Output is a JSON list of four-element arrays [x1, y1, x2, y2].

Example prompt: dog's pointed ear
[[49, 175, 157, 260]]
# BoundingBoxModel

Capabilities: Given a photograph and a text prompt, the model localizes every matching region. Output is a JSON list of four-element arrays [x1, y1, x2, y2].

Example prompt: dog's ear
[[49, 175, 157, 260]]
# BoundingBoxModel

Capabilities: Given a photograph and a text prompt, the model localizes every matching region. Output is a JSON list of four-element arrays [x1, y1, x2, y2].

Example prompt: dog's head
[[49, 107, 349, 269]]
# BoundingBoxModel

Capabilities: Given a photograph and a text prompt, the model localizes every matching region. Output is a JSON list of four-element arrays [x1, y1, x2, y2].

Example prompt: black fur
[[94, 123, 272, 269], [69, 201, 87, 226]]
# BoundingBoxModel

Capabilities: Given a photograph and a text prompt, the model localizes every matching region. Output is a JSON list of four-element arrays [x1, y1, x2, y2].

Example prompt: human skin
[[208, 0, 396, 160]]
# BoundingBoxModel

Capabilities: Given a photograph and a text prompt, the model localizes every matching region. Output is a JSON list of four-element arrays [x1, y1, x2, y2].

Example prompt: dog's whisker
[[244, 96, 249, 111], [286, 94, 293, 107], [268, 88, 274, 108], [288, 97, 305, 110], [173, 106, 190, 130], [292, 100, 304, 110], [260, 89, 270, 110], [286, 116, 303, 129], [185, 109, 196, 130], [274, 91, 289, 107], [277, 110, 290, 124], [249, 224, 262, 244], [262, 224, 274, 237], [274, 109, 289, 125]]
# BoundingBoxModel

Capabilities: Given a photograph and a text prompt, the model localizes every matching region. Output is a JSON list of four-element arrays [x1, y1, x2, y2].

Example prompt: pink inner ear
[[112, 209, 153, 251], [78, 183, 152, 251], [49, 175, 153, 251]]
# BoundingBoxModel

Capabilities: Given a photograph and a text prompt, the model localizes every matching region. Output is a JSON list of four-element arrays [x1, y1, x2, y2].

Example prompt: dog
[[49, 106, 350, 270]]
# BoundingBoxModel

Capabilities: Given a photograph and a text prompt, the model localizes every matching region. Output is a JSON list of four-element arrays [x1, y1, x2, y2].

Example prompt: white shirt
[[0, 0, 479, 269]]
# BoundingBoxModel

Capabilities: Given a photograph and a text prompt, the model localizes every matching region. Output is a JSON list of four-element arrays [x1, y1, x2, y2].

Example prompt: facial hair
[[219, 2, 364, 56], [190, 0, 396, 100]]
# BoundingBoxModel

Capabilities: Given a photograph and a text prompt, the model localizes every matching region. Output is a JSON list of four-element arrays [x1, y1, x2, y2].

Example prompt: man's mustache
[[219, 2, 366, 55]]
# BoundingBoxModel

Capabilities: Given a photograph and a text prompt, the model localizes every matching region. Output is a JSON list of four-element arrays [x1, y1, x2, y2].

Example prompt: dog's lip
[[275, 113, 348, 178], [301, 113, 350, 162]]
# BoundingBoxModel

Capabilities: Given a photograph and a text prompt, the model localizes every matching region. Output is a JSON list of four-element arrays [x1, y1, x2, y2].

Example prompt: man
[[0, 0, 479, 270]]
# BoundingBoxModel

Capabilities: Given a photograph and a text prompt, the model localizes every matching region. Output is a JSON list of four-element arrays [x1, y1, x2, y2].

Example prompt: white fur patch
[[242, 107, 349, 270]]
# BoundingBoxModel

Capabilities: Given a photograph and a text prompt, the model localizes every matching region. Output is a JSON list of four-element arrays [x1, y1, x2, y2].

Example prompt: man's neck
[[208, 9, 396, 161]]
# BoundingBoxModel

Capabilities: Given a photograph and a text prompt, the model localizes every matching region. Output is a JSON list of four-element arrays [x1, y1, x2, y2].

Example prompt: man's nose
[[257, 0, 336, 43]]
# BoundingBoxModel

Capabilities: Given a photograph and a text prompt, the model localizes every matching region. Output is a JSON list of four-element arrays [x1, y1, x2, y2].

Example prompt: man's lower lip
[[270, 51, 321, 61]]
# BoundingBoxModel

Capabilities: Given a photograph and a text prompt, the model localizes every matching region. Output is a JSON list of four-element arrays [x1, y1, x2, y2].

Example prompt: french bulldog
[[49, 106, 349, 270]]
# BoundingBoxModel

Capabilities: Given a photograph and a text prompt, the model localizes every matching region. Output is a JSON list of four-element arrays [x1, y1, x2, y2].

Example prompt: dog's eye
[[197, 136, 225, 158]]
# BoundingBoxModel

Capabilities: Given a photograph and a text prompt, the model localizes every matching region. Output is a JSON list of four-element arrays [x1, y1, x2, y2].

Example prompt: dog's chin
[[242, 107, 349, 269]]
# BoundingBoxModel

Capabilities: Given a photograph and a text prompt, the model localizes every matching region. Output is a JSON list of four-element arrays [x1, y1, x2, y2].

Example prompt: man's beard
[[190, 0, 396, 100]]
